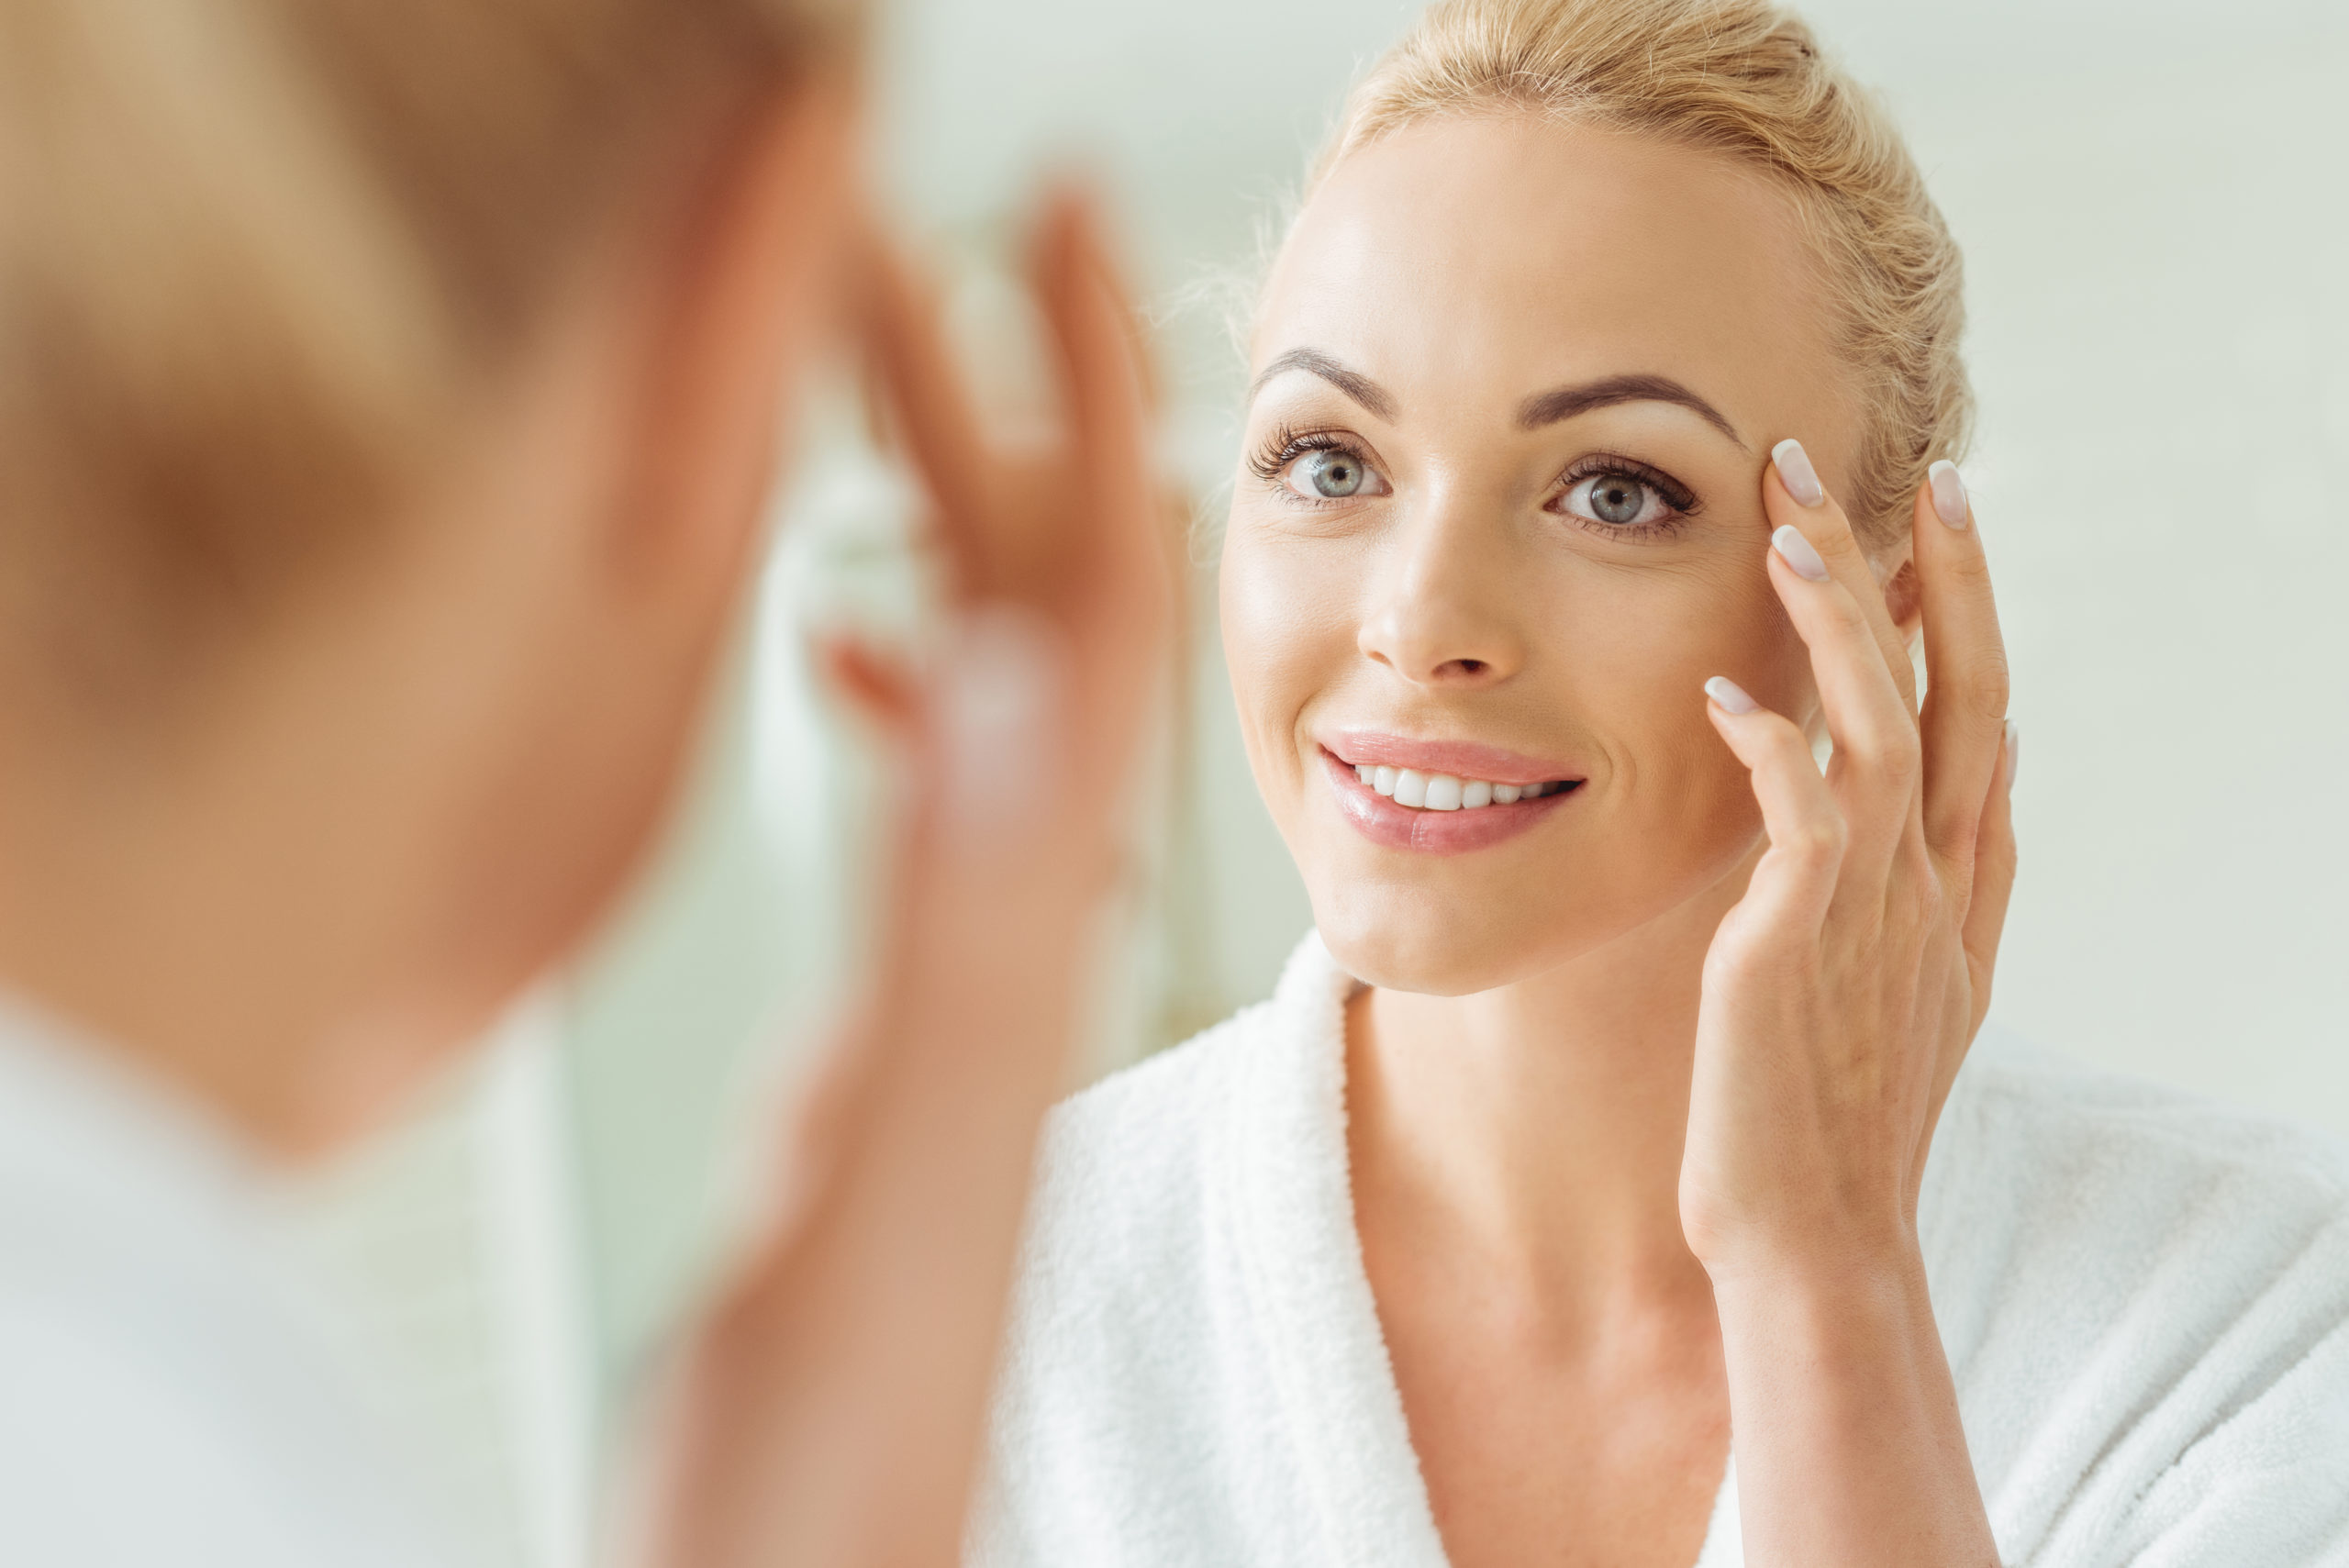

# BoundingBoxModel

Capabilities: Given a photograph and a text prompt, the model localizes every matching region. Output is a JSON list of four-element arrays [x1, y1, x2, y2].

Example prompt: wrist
[[1702, 1229, 1930, 1318]]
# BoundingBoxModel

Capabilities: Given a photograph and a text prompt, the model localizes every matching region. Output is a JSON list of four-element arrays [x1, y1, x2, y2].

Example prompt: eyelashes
[[1245, 425, 1702, 539], [1553, 452, 1697, 515], [1245, 424, 1351, 484], [1549, 452, 1699, 536]]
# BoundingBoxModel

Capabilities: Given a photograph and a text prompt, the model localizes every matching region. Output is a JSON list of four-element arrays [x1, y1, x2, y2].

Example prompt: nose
[[1356, 492, 1528, 686]]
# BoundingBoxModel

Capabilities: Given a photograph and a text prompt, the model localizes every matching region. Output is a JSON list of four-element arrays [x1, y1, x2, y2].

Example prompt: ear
[[1881, 555, 1923, 649], [615, 70, 862, 604]]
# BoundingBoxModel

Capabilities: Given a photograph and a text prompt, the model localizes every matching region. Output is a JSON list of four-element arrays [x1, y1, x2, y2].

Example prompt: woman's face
[[1223, 112, 1865, 995]]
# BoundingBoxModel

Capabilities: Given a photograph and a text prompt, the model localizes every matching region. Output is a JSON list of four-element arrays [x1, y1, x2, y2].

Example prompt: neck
[[1348, 847, 1760, 1324], [0, 629, 497, 1162]]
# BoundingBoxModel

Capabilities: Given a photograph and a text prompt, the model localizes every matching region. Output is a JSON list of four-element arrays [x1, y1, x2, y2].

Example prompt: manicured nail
[[939, 604, 1063, 835], [1771, 438, 1825, 507], [1771, 524, 1831, 583], [1929, 460, 1969, 528], [1705, 675, 1761, 715], [2003, 718, 2021, 788]]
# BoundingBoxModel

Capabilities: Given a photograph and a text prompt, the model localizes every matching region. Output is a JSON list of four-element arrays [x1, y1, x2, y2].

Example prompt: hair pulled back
[[1317, 0, 1970, 546], [0, 0, 853, 685]]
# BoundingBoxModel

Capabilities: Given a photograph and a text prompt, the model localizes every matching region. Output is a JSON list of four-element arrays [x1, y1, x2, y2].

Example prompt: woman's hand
[[1681, 441, 2015, 1568], [635, 193, 1173, 1568], [1682, 439, 2014, 1274]]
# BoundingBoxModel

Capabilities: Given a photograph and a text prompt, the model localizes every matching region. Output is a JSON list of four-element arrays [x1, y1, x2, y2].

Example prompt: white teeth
[[1345, 756, 1570, 811]]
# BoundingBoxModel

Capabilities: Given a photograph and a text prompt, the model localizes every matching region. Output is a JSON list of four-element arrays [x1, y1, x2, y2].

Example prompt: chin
[[1308, 883, 1597, 997], [1298, 817, 1765, 999]]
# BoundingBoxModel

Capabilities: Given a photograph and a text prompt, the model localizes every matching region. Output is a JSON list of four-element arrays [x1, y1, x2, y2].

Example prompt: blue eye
[[1299, 450, 1362, 497], [1280, 445, 1387, 503], [1586, 475, 1648, 524], [1560, 473, 1674, 528]]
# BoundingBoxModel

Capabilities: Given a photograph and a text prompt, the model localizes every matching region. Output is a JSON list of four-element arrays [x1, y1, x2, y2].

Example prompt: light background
[[293, 3, 2349, 1563]]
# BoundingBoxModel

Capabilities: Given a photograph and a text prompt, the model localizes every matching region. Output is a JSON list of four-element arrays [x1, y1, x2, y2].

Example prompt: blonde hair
[[1310, 0, 1969, 546], [0, 0, 853, 691]]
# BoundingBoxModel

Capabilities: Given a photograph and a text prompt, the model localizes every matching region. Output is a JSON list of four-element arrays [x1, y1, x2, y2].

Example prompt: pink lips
[[1317, 733, 1585, 855]]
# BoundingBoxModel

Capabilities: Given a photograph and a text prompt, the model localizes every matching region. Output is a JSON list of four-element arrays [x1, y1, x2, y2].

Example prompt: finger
[[1910, 463, 2013, 869], [1761, 518, 1920, 864], [1960, 720, 2020, 1035], [1765, 439, 1918, 713], [855, 224, 1002, 597], [1028, 190, 1159, 611], [1704, 677, 1845, 933]]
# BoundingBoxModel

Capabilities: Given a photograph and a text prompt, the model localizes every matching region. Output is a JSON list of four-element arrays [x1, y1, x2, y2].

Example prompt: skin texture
[[0, 63, 1168, 1568], [1224, 111, 2012, 1568]]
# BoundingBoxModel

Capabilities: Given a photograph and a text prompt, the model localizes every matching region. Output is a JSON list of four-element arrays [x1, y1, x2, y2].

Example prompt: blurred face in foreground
[[1222, 111, 1866, 995]]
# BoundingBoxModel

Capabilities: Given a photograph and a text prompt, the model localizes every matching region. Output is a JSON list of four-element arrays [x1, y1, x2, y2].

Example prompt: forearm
[[1711, 1247, 1998, 1568], [641, 829, 1107, 1568]]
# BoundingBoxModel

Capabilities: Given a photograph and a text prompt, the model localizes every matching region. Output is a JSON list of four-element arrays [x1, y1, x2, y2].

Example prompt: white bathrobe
[[0, 995, 476, 1568], [971, 933, 2349, 1567]]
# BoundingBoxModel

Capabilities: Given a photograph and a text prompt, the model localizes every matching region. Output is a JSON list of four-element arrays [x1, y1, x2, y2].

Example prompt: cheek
[[1577, 553, 1805, 843], [1216, 522, 1356, 800]]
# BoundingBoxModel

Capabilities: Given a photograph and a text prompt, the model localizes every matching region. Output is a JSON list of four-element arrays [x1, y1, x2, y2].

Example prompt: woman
[[0, 1, 1166, 1565], [973, 2, 2349, 1563]]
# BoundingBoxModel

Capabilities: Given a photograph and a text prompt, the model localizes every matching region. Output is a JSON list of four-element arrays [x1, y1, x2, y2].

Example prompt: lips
[[1323, 732, 1579, 787], [1316, 735, 1584, 855]]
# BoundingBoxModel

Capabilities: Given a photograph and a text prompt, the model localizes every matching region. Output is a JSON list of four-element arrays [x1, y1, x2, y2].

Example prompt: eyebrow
[[1250, 350, 1746, 450], [1247, 348, 1398, 422], [1517, 373, 1745, 448]]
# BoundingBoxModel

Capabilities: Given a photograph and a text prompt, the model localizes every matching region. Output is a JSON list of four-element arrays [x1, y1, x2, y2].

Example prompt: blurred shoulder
[[0, 1286, 462, 1568]]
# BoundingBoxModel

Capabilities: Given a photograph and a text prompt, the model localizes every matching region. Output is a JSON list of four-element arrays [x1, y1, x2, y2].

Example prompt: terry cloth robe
[[969, 932, 2349, 1568]]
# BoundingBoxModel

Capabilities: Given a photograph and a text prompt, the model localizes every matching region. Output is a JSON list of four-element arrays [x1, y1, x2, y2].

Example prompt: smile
[[1351, 764, 1571, 810], [1316, 740, 1584, 855]]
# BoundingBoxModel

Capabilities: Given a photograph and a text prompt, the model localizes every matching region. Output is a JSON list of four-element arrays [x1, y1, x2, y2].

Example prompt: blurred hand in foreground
[[631, 191, 1174, 1568]]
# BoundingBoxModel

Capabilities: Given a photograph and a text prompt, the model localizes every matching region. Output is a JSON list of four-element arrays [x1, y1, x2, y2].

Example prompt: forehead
[[1257, 112, 1841, 430]]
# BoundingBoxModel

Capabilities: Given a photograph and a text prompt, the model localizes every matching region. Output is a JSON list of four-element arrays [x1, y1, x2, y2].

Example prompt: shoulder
[[1013, 996, 1278, 1302], [1939, 1027, 2349, 1253], [0, 1290, 459, 1568], [1043, 1000, 1270, 1174], [1929, 1029, 2349, 1560], [974, 998, 1308, 1568]]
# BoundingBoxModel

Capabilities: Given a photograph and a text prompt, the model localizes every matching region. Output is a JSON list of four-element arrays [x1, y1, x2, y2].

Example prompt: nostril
[[1442, 658, 1489, 678]]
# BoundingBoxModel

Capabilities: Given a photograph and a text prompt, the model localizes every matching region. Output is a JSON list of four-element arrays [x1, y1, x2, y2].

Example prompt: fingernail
[[1771, 438, 1826, 508], [1771, 524, 1831, 583], [938, 604, 1063, 835], [1705, 675, 1761, 715], [1929, 460, 1969, 529], [2003, 718, 2021, 788]]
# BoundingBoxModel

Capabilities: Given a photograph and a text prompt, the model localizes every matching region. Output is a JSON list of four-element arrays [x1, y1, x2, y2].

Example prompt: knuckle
[[1869, 725, 1925, 784], [1785, 814, 1847, 869], [1703, 937, 1763, 987], [1943, 541, 1995, 589], [1964, 684, 2012, 730], [1829, 588, 1874, 635], [1980, 828, 2020, 877], [1765, 721, 1816, 766], [1903, 853, 1943, 916], [1963, 652, 2013, 725]]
